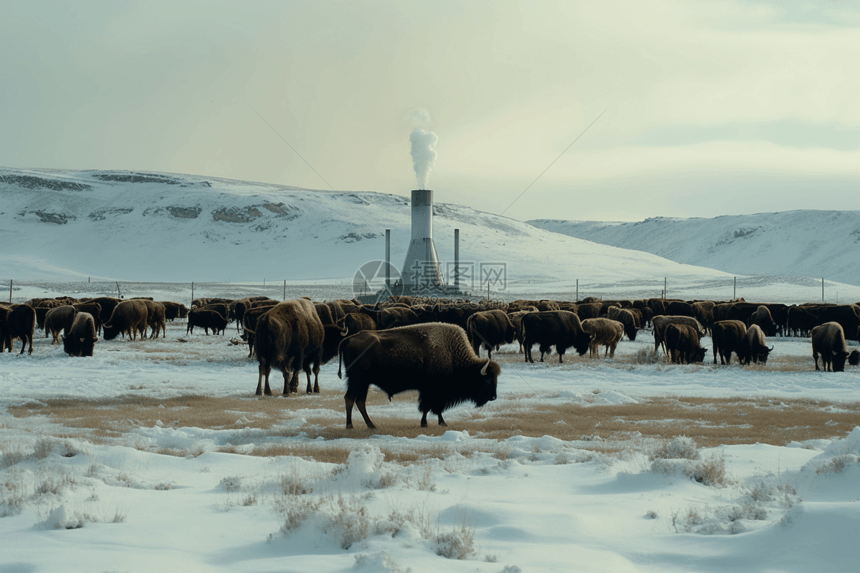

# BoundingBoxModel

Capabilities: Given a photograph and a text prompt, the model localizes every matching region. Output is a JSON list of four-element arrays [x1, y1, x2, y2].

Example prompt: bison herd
[[2, 293, 859, 429]]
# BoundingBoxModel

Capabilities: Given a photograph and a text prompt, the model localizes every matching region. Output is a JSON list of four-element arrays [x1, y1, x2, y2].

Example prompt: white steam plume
[[410, 129, 438, 190]]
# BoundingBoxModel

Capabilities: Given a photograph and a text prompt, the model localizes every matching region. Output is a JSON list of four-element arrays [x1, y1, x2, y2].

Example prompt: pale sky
[[2, 0, 859, 221]]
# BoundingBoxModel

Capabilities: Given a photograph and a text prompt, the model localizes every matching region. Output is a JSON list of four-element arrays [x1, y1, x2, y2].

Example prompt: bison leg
[[346, 394, 376, 430], [284, 369, 298, 395], [345, 395, 355, 428], [311, 363, 320, 394], [813, 351, 820, 371]]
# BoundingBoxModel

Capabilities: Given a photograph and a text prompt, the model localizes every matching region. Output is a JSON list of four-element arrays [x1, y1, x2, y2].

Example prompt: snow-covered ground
[[528, 211, 860, 288], [4, 167, 860, 303], [2, 316, 859, 572]]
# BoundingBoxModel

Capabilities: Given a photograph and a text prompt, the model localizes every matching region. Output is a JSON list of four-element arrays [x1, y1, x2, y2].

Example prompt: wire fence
[[3, 275, 855, 306]]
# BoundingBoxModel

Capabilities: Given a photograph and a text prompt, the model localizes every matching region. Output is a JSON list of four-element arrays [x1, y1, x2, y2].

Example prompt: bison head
[[849, 349, 860, 367], [832, 350, 849, 372], [471, 359, 500, 407]]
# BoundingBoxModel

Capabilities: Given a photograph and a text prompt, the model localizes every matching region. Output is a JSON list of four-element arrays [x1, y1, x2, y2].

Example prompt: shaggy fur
[[63, 312, 98, 357], [254, 299, 324, 396], [521, 310, 591, 364], [337, 322, 499, 429], [811, 322, 849, 372], [581, 318, 624, 359], [45, 305, 77, 345], [103, 300, 148, 341], [711, 320, 747, 365]]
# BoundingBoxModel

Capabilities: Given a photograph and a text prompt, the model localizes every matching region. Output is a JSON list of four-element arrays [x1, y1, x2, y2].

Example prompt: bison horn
[[341, 325, 349, 336], [480, 359, 490, 376]]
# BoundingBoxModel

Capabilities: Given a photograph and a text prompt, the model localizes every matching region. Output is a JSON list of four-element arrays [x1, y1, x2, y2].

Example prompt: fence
[[3, 275, 857, 306]]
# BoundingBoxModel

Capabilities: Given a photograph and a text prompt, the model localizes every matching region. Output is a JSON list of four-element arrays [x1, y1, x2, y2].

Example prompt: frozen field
[[2, 314, 859, 572]]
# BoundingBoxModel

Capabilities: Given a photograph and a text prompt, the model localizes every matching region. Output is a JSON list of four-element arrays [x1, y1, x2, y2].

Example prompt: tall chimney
[[402, 189, 443, 291], [385, 229, 391, 292], [454, 229, 460, 291]]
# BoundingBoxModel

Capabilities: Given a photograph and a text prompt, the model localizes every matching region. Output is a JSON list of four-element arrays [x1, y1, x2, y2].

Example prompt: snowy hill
[[2, 167, 859, 303], [528, 212, 860, 288]]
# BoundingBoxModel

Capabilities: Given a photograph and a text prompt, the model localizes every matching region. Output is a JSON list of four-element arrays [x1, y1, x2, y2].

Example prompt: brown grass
[[8, 389, 859, 461]]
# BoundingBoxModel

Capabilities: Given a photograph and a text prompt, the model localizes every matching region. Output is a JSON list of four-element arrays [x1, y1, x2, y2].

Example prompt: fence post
[[191, 282, 194, 307], [283, 280, 286, 301], [8, 279, 11, 303]]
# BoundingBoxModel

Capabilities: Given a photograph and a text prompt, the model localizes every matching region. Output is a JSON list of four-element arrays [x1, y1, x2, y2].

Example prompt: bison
[[338, 312, 377, 337], [63, 312, 98, 357], [466, 310, 515, 359], [1, 304, 36, 354], [664, 323, 706, 364], [652, 316, 706, 354], [711, 320, 747, 365], [254, 299, 324, 396], [607, 306, 640, 341], [750, 306, 777, 338], [581, 318, 624, 359], [848, 349, 860, 367], [736, 324, 773, 365], [337, 322, 500, 429], [522, 310, 591, 363], [103, 300, 148, 341], [45, 305, 77, 345], [186, 308, 229, 335], [240, 305, 276, 358], [811, 322, 849, 372]]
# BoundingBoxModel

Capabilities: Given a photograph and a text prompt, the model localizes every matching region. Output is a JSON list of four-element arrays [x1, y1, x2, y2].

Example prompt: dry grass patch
[[7, 391, 859, 460]]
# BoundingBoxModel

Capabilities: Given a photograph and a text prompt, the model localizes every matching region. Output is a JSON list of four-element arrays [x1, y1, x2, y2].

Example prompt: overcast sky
[[2, 0, 859, 221]]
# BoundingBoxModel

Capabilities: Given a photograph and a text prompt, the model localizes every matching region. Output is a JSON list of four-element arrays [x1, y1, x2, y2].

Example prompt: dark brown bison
[[186, 309, 229, 335], [359, 306, 420, 330], [736, 324, 773, 365], [45, 305, 77, 345], [711, 320, 747, 365], [811, 322, 849, 372], [1, 304, 36, 354], [652, 316, 705, 354], [664, 323, 706, 364], [103, 300, 149, 341], [314, 303, 336, 325], [815, 305, 860, 342], [72, 302, 102, 332], [63, 312, 98, 357], [466, 310, 515, 359], [848, 349, 860, 367], [82, 297, 121, 335], [750, 306, 777, 338], [787, 305, 817, 337], [607, 306, 640, 341], [337, 322, 500, 429], [338, 312, 377, 337], [522, 310, 591, 363], [161, 301, 189, 322], [254, 299, 324, 396], [240, 306, 277, 358], [507, 310, 533, 353]]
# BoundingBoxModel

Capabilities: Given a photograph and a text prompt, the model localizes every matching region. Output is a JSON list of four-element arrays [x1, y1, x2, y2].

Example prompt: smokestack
[[454, 229, 460, 291], [385, 229, 391, 292], [402, 189, 443, 291]]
